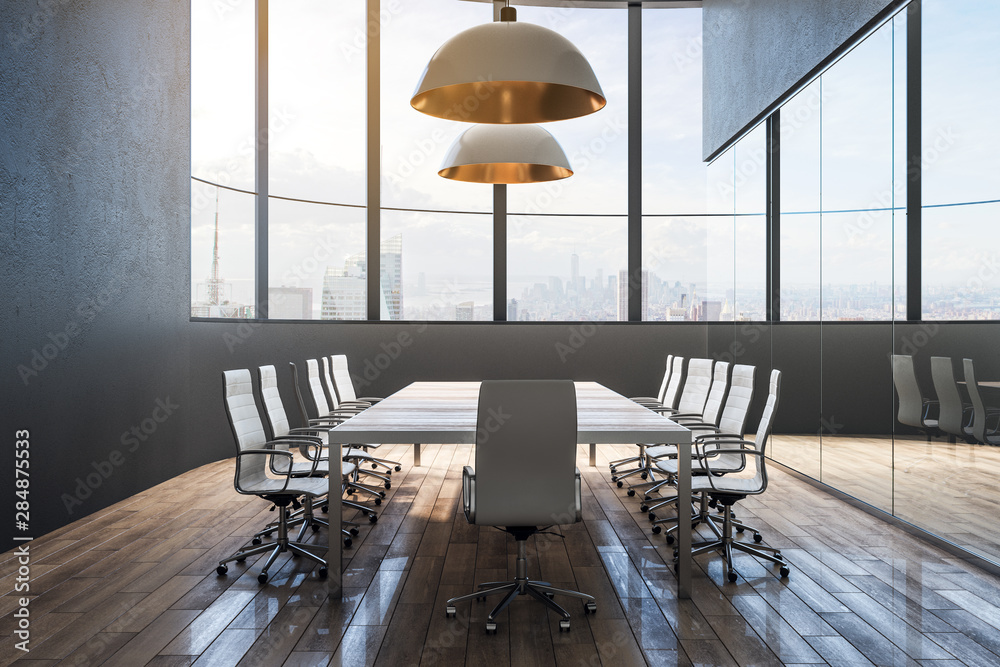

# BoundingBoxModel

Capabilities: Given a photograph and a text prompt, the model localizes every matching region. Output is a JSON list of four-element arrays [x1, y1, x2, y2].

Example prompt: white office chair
[[930, 357, 974, 444], [216, 369, 329, 583], [612, 355, 675, 473], [964, 358, 1000, 446], [444, 380, 596, 634], [673, 369, 789, 584], [892, 354, 939, 441], [330, 354, 384, 404]]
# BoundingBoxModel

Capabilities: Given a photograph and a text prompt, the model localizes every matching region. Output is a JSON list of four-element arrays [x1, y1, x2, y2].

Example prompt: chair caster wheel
[[217, 565, 228, 575], [350, 527, 360, 536], [446, 606, 456, 618], [780, 566, 790, 578], [252, 537, 262, 545], [236, 557, 246, 563], [344, 538, 353, 548], [369, 514, 378, 523], [753, 533, 762, 543], [727, 571, 738, 583], [736, 527, 744, 534], [611, 475, 618, 482], [559, 619, 571, 632], [616, 480, 623, 488], [384, 482, 391, 490], [374, 498, 382, 506], [319, 567, 328, 579], [372, 463, 378, 469], [643, 496, 653, 502], [639, 504, 648, 512], [666, 534, 674, 545], [673, 562, 679, 572], [708, 499, 717, 509], [485, 621, 497, 634], [395, 465, 402, 472], [311, 523, 321, 532], [258, 572, 268, 584], [627, 489, 635, 497], [265, 531, 274, 537], [648, 513, 656, 521], [321, 505, 329, 513], [292, 552, 299, 558], [651, 525, 661, 535], [584, 602, 597, 615], [640, 472, 648, 480]]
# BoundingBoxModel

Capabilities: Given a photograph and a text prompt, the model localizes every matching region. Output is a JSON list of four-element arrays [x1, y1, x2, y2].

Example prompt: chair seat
[[655, 453, 744, 476], [242, 474, 329, 497], [692, 475, 762, 495]]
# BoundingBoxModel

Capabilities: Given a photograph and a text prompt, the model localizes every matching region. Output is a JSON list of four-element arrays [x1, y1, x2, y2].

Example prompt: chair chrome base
[[444, 537, 595, 632], [218, 500, 327, 583]]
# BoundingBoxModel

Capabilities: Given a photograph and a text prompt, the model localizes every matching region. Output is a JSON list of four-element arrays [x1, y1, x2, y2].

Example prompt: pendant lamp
[[411, 5, 605, 124], [438, 124, 572, 184]]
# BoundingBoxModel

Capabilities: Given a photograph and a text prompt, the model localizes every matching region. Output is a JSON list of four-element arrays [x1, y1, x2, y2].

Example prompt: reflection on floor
[[770, 433, 1000, 563], [3, 443, 1000, 665]]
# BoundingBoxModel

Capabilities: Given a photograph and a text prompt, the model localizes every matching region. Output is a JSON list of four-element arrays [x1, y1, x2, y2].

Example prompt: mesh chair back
[[701, 362, 730, 425], [676, 358, 714, 414], [656, 355, 674, 405], [306, 359, 332, 417], [892, 354, 927, 429], [331, 355, 358, 403], [662, 356, 685, 409], [473, 380, 578, 527], [717, 364, 755, 435], [931, 357, 965, 438], [964, 359, 989, 443], [222, 369, 270, 492], [259, 365, 291, 439]]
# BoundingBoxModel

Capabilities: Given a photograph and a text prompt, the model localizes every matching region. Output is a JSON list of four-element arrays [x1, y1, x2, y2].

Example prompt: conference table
[[326, 381, 694, 600]]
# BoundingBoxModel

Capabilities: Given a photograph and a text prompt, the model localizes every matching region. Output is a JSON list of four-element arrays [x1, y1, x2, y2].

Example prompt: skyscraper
[[507, 298, 518, 321], [617, 269, 649, 321], [320, 235, 403, 320], [571, 253, 580, 292]]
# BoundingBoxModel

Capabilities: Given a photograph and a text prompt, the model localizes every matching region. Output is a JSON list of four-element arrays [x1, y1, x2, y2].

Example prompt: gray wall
[[702, 0, 898, 159], [1, 0, 192, 548]]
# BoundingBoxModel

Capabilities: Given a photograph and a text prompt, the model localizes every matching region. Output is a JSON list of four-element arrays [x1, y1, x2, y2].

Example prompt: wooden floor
[[5, 443, 1000, 666], [771, 434, 1000, 562]]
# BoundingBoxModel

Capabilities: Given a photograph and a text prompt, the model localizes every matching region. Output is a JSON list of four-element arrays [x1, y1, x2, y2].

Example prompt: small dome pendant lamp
[[438, 124, 572, 184]]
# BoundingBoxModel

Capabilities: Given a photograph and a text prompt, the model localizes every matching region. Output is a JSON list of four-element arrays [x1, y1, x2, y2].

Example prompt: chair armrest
[[236, 449, 294, 493], [649, 406, 676, 414], [462, 466, 476, 524], [355, 397, 383, 403], [630, 396, 662, 403], [272, 434, 324, 445], [670, 412, 705, 420]]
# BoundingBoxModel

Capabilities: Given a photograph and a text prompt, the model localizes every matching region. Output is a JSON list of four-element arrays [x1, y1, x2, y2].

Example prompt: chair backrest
[[964, 358, 989, 443], [258, 365, 291, 439], [656, 355, 674, 404], [676, 358, 713, 414], [473, 380, 578, 527], [700, 361, 730, 425], [289, 362, 312, 426], [931, 357, 965, 437], [892, 354, 927, 429], [717, 364, 756, 435], [744, 369, 782, 495], [222, 369, 270, 492], [305, 359, 332, 417], [321, 357, 340, 409], [331, 355, 358, 403], [662, 356, 685, 409]]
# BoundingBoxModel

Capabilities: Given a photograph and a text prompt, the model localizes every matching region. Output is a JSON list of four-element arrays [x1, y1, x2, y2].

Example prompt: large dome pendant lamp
[[438, 124, 572, 184], [410, 4, 606, 124]]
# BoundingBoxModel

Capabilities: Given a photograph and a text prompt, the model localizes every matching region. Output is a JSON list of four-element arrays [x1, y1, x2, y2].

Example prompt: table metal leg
[[589, 443, 597, 467], [327, 478, 342, 600], [677, 439, 692, 599], [414, 443, 421, 467]]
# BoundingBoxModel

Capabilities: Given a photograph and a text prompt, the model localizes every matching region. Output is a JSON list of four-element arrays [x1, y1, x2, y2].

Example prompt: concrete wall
[[702, 0, 898, 159]]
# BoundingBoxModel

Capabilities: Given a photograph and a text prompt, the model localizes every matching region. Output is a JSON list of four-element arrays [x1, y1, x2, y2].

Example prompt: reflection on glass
[[191, 183, 256, 317], [508, 216, 625, 321], [381, 210, 492, 320], [735, 125, 767, 320], [268, 199, 366, 320]]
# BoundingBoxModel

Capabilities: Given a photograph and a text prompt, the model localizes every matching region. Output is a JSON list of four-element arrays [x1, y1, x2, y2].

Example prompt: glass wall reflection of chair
[[216, 369, 329, 583], [930, 356, 975, 444], [963, 358, 1000, 446], [891, 354, 940, 441]]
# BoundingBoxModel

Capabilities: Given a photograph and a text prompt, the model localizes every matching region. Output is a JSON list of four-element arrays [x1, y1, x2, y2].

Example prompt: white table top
[[325, 381, 692, 445]]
